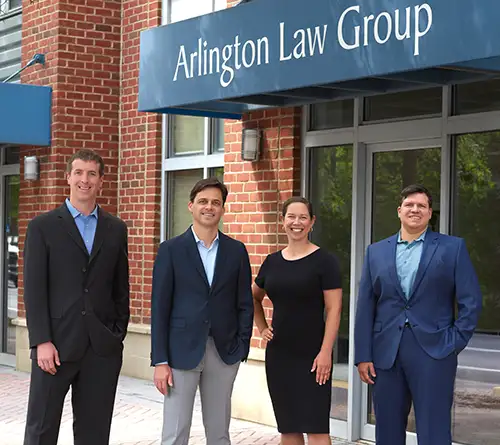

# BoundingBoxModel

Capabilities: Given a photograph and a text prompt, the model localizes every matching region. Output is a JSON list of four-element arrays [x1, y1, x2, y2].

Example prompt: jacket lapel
[[408, 229, 439, 300], [184, 229, 210, 289], [387, 234, 407, 301], [88, 208, 109, 265], [57, 204, 87, 257], [210, 231, 228, 294]]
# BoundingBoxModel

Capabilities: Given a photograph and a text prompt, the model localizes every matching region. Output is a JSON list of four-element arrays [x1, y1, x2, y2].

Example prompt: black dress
[[255, 248, 342, 434]]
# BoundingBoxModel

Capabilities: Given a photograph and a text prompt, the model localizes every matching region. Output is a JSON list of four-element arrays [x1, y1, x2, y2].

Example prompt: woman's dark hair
[[400, 184, 433, 208], [282, 196, 314, 218], [189, 177, 228, 205]]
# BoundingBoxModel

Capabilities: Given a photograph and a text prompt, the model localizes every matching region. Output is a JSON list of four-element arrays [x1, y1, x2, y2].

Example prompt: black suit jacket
[[151, 228, 254, 369], [23, 203, 130, 362]]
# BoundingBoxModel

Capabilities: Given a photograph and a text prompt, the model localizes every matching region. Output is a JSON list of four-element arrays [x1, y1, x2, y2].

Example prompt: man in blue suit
[[151, 177, 253, 445], [354, 184, 482, 445]]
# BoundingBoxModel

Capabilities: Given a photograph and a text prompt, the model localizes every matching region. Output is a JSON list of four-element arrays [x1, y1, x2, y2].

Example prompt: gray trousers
[[161, 337, 240, 445]]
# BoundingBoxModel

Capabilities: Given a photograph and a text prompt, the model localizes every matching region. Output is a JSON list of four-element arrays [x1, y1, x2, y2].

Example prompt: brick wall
[[18, 0, 122, 318], [16, 0, 303, 340], [120, 0, 162, 325], [224, 108, 303, 349]]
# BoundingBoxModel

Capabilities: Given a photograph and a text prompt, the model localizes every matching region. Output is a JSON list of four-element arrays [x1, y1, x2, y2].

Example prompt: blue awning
[[138, 0, 500, 119], [0, 82, 52, 146]]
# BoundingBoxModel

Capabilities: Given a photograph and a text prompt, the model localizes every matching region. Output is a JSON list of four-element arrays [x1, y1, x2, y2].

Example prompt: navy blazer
[[354, 230, 482, 370], [150, 228, 254, 369]]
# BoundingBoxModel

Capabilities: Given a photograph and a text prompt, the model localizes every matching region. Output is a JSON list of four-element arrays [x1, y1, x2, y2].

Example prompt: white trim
[[163, 153, 224, 171]]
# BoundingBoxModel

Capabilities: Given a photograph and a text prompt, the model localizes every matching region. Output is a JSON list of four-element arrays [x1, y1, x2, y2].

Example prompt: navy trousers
[[372, 326, 457, 445]]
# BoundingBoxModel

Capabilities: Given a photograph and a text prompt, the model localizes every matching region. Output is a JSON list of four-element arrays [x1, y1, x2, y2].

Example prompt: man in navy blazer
[[354, 184, 482, 445], [151, 177, 253, 445]]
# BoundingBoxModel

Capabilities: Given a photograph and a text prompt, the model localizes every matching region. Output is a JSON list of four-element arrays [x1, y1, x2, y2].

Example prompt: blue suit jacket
[[354, 230, 482, 370], [150, 228, 254, 369]]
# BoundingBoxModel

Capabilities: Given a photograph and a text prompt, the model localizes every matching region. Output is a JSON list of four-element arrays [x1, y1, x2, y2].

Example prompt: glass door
[[1, 174, 20, 356], [361, 141, 442, 444]]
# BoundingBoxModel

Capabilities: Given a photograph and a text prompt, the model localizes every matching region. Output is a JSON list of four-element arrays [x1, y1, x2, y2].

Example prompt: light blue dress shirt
[[395, 229, 426, 299], [191, 226, 219, 286], [65, 198, 98, 254]]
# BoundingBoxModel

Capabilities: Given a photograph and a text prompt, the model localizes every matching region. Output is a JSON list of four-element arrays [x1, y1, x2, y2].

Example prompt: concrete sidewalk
[[0, 365, 356, 445]]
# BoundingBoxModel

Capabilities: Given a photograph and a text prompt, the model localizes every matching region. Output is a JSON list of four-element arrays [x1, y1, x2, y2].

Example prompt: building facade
[[1, 1, 499, 445]]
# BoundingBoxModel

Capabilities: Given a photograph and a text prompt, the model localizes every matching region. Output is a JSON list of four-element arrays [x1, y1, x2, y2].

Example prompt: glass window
[[164, 1, 225, 239], [167, 2, 226, 158], [168, 169, 203, 237], [213, 120, 225, 153], [210, 167, 224, 182], [370, 148, 441, 242], [1, 0, 20, 13], [310, 100, 354, 130], [451, 131, 500, 445], [172, 116, 205, 156], [454, 79, 500, 115], [309, 145, 353, 421], [4, 146, 19, 165], [364, 88, 442, 122]]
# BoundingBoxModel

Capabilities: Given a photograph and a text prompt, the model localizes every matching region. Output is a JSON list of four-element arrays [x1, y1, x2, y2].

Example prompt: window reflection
[[168, 169, 203, 237], [452, 132, 500, 445]]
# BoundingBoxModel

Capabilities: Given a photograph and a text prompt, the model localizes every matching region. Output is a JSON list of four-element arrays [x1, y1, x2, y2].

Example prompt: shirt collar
[[65, 198, 98, 219], [191, 225, 219, 248], [397, 227, 427, 244]]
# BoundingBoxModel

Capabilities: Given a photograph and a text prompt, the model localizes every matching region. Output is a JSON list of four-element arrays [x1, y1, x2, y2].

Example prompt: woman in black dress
[[252, 197, 343, 445]]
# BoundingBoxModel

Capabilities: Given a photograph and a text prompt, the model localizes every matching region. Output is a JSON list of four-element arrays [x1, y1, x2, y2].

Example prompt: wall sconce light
[[241, 128, 261, 162], [24, 155, 39, 181]]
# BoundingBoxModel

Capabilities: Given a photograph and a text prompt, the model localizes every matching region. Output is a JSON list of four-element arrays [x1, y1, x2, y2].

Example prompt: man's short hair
[[400, 184, 433, 208], [190, 178, 228, 205], [66, 149, 105, 177]]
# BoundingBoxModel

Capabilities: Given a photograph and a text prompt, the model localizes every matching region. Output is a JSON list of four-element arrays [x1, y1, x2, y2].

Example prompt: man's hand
[[154, 364, 174, 395], [37, 342, 60, 375], [358, 362, 376, 384]]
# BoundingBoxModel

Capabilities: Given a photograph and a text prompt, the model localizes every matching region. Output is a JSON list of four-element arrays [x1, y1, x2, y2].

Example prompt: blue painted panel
[[139, 0, 500, 115], [0, 82, 52, 146]]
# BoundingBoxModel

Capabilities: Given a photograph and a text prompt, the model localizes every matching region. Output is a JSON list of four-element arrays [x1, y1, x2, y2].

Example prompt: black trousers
[[24, 346, 123, 445]]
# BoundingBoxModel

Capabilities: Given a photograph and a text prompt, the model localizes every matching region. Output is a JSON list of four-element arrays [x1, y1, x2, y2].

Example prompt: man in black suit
[[151, 177, 253, 445], [23, 149, 129, 445]]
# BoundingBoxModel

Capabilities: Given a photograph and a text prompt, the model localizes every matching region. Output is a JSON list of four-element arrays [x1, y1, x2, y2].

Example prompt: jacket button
[[82, 268, 87, 273], [81, 311, 86, 315], [204, 320, 209, 324], [84, 289, 89, 293]]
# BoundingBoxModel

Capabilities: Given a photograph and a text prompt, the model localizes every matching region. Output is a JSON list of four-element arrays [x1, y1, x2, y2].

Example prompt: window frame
[[160, 0, 226, 241], [0, 0, 21, 15]]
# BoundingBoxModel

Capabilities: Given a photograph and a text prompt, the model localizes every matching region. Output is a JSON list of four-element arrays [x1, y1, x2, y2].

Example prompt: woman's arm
[[252, 283, 273, 341], [312, 288, 343, 384]]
